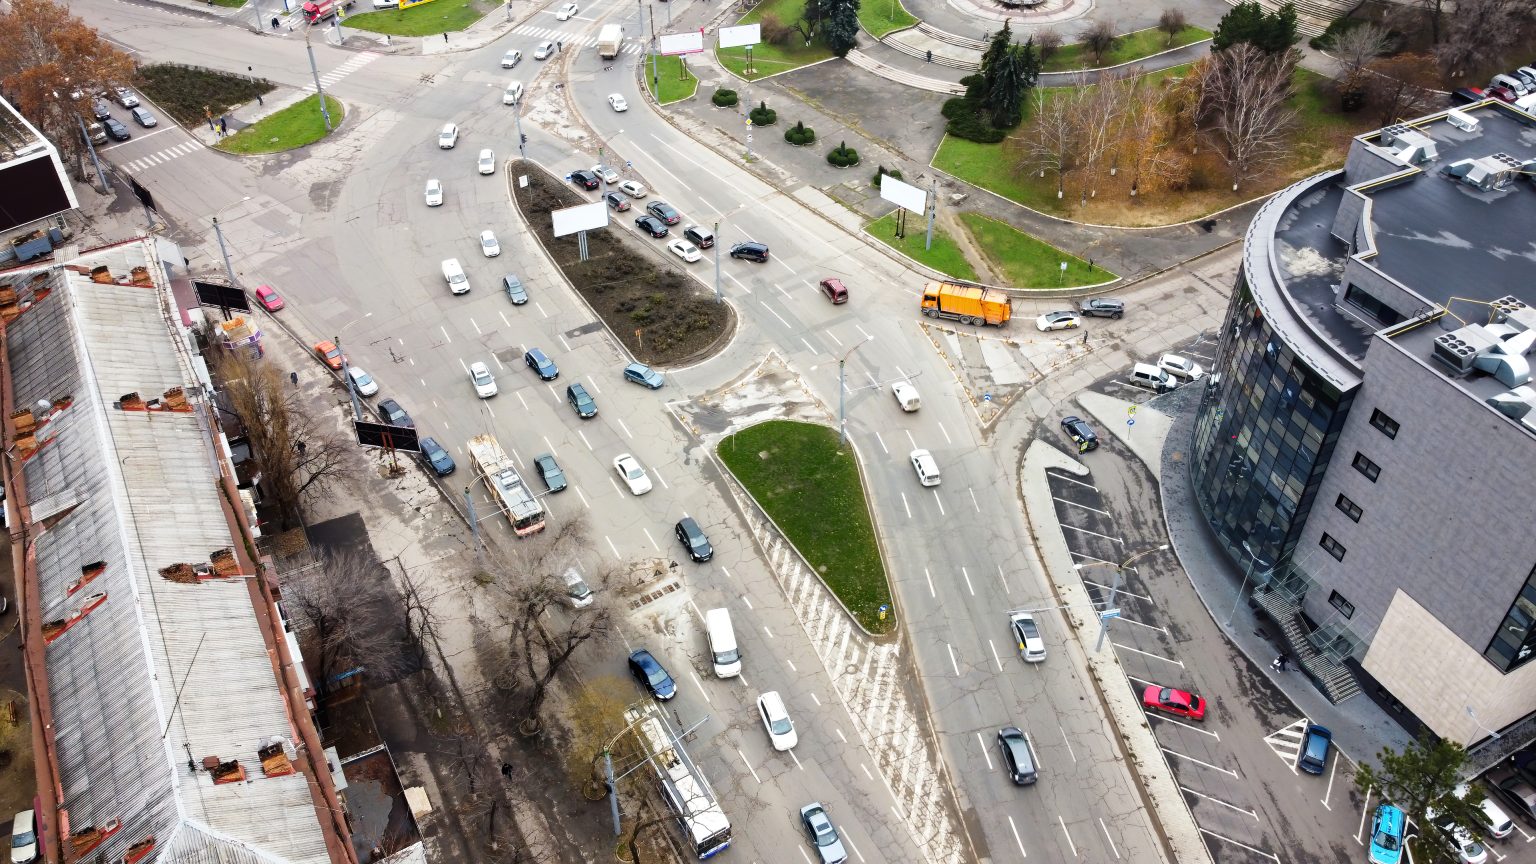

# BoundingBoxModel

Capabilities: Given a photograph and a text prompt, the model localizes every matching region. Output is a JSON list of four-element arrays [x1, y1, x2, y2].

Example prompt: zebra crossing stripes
[[121, 141, 204, 174], [512, 24, 644, 54], [318, 51, 380, 86]]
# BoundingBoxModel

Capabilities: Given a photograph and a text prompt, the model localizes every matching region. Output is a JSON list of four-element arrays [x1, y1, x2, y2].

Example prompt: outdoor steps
[[845, 49, 969, 94], [918, 22, 989, 51], [884, 36, 981, 70], [1222, 0, 1359, 37], [1253, 586, 1363, 704]]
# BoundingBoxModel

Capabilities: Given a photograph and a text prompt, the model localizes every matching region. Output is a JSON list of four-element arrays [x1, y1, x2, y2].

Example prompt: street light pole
[[1225, 540, 1271, 627], [837, 338, 870, 447], [712, 220, 721, 303], [212, 216, 236, 283], [1075, 544, 1169, 652], [304, 31, 333, 131], [514, 104, 527, 159]]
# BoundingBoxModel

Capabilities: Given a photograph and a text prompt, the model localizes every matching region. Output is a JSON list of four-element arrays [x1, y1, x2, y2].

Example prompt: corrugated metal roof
[[9, 241, 330, 864]]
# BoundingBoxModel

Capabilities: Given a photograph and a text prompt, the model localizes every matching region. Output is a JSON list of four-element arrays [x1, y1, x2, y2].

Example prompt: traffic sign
[[1128, 405, 1137, 415], [625, 160, 633, 168], [983, 393, 992, 402], [1128, 418, 1136, 427], [747, 134, 753, 142], [1100, 608, 1121, 620]]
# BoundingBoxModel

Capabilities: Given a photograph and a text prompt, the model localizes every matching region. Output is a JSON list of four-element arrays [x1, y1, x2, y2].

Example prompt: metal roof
[[5, 240, 330, 864]]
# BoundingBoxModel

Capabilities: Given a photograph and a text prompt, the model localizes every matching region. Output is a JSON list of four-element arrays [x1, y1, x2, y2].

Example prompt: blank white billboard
[[718, 24, 761, 50], [880, 175, 927, 213], [659, 32, 704, 55], [552, 200, 609, 237]]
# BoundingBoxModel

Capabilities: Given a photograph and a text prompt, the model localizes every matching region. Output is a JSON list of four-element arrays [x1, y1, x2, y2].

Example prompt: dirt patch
[[0, 690, 34, 819], [135, 64, 276, 128], [510, 162, 735, 367]]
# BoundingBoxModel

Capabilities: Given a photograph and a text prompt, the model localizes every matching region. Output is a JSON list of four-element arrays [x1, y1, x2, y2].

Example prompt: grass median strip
[[956, 213, 1113, 288], [1042, 25, 1210, 73], [865, 212, 978, 281], [217, 94, 344, 154], [341, 0, 483, 35], [644, 55, 699, 104], [715, 0, 834, 80], [857, 0, 917, 39], [717, 421, 893, 634]]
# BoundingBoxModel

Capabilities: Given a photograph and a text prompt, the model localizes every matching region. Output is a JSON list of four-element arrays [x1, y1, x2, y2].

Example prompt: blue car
[[502, 274, 528, 305], [418, 436, 456, 476], [1297, 723, 1332, 775], [1369, 804, 1405, 864], [525, 347, 558, 380], [628, 649, 676, 701], [623, 362, 664, 390]]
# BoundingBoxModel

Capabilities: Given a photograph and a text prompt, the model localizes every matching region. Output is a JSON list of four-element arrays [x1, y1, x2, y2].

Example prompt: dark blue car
[[418, 436, 456, 476], [628, 649, 676, 701], [1297, 723, 1332, 774]]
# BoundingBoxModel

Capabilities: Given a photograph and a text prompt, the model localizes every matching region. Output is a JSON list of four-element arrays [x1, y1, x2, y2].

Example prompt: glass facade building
[[1189, 271, 1356, 575]]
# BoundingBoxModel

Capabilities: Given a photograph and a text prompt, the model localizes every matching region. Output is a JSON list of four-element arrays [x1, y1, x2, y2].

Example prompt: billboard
[[717, 24, 761, 50], [880, 174, 927, 213], [552, 200, 608, 238], [659, 32, 704, 56]]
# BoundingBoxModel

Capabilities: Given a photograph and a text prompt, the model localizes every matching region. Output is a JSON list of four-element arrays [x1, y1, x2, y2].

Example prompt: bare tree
[[1433, 0, 1523, 80], [1015, 83, 1083, 199], [1157, 8, 1187, 47], [1034, 27, 1063, 66], [281, 546, 414, 694], [1197, 43, 1298, 191], [1071, 68, 1127, 201], [1119, 83, 1192, 196], [1327, 22, 1396, 83], [1365, 53, 1441, 125], [1081, 19, 1119, 67]]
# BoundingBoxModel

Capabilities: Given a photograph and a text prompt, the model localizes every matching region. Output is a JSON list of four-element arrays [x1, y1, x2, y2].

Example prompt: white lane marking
[[1055, 496, 1110, 515], [761, 300, 792, 328], [947, 643, 959, 676], [901, 492, 911, 519], [579, 429, 593, 451], [440, 325, 452, 344], [937, 421, 951, 444], [1161, 747, 1239, 777], [687, 668, 712, 704], [586, 376, 602, 394], [517, 391, 529, 411], [989, 640, 1003, 672], [1059, 726, 1076, 763], [977, 732, 994, 770], [642, 527, 659, 551], [1047, 470, 1097, 489], [924, 568, 935, 598], [653, 467, 668, 489], [458, 357, 470, 373], [1058, 815, 1078, 857], [856, 324, 873, 340], [471, 316, 483, 335], [617, 418, 633, 439], [558, 332, 572, 352], [1060, 523, 1124, 543], [1008, 815, 1028, 859], [736, 747, 761, 784], [998, 564, 1010, 594], [1114, 616, 1169, 635], [961, 566, 974, 596], [970, 488, 981, 512], [800, 337, 816, 355], [1180, 786, 1258, 820], [499, 309, 510, 327], [605, 535, 620, 558], [789, 748, 804, 772], [874, 431, 888, 454], [1114, 642, 1184, 666], [1099, 818, 1121, 859], [932, 489, 945, 516], [575, 485, 591, 509]]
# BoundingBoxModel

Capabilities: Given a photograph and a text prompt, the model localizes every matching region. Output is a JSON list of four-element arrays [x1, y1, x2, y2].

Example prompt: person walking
[[290, 371, 299, 387], [443, 32, 449, 43], [271, 15, 279, 28]]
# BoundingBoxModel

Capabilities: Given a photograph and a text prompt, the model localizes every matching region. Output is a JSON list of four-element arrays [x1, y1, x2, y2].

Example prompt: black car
[[525, 347, 559, 380], [570, 169, 600, 190], [102, 117, 131, 141], [628, 649, 677, 700], [683, 225, 714, 249], [533, 453, 567, 492], [418, 436, 456, 476], [997, 726, 1038, 785], [1078, 297, 1124, 319], [378, 398, 414, 427], [566, 382, 597, 418], [604, 191, 630, 212], [730, 241, 769, 262], [675, 516, 713, 562], [645, 200, 681, 225], [635, 215, 669, 238], [1060, 415, 1098, 452], [91, 98, 112, 121]]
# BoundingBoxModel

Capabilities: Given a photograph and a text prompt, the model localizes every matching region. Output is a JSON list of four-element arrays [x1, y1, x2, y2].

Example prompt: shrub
[[873, 165, 903, 186], [784, 120, 816, 145], [827, 140, 860, 167], [749, 99, 777, 126], [944, 103, 1008, 143], [1309, 14, 1363, 50], [759, 12, 793, 45], [712, 88, 739, 107]]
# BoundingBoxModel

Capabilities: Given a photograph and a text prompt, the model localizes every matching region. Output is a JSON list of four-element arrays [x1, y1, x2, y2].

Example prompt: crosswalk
[[1264, 718, 1308, 766], [512, 23, 644, 55], [319, 51, 381, 86], [120, 141, 204, 175]]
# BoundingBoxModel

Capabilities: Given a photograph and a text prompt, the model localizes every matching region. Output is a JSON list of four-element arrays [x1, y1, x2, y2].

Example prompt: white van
[[910, 448, 941, 486], [892, 381, 920, 412], [704, 608, 741, 678], [442, 258, 469, 295], [1128, 362, 1173, 393], [503, 81, 524, 105]]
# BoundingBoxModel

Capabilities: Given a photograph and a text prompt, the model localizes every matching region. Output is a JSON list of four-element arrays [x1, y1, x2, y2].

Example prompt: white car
[[910, 448, 941, 486], [114, 87, 139, 108], [478, 148, 495, 175], [667, 239, 701, 263], [424, 178, 443, 206], [555, 2, 578, 19], [501, 49, 522, 68], [1158, 353, 1205, 381], [1454, 784, 1513, 839], [534, 41, 554, 60], [613, 453, 652, 495], [438, 122, 458, 149], [757, 691, 798, 751], [503, 81, 523, 105], [347, 366, 379, 397], [1035, 310, 1081, 331], [1009, 612, 1046, 662], [469, 361, 498, 398], [372, 0, 395, 8], [608, 93, 628, 112], [480, 229, 501, 257], [618, 180, 647, 198], [592, 164, 620, 184], [9, 810, 37, 864]]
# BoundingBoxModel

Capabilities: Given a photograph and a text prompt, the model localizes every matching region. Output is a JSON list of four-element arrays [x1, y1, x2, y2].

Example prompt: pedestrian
[[256, 93, 264, 106], [291, 371, 299, 387], [272, 15, 279, 28], [1278, 653, 1290, 672], [220, 117, 228, 135], [443, 32, 449, 43], [207, 116, 215, 132], [383, 34, 391, 46], [500, 762, 512, 778], [925, 49, 932, 63], [557, 40, 562, 53]]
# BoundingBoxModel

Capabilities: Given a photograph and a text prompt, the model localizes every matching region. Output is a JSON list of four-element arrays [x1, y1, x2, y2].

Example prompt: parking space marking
[[1113, 641, 1183, 666], [1061, 523, 1124, 543], [1054, 496, 1110, 515], [1081, 578, 1153, 603], [1161, 747, 1239, 777], [1046, 470, 1096, 489], [1198, 827, 1280, 862], [1357, 786, 1373, 845], [1145, 711, 1218, 740], [1112, 615, 1168, 635], [1180, 785, 1258, 820]]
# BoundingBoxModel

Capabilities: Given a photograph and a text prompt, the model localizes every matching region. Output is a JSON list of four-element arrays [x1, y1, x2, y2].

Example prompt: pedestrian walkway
[[510, 23, 645, 55], [119, 140, 207, 175], [845, 49, 966, 94], [318, 50, 381, 86]]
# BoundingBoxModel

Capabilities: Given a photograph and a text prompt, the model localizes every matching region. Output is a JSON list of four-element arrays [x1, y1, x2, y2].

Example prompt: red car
[[819, 278, 849, 304], [313, 340, 346, 371], [1142, 685, 1206, 721], [254, 284, 285, 312]]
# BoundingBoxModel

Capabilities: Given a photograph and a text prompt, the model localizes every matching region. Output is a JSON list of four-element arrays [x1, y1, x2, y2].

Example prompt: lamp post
[[837, 337, 870, 447], [1467, 705, 1502, 741], [1225, 539, 1273, 627], [209, 195, 253, 285], [1074, 544, 1169, 652]]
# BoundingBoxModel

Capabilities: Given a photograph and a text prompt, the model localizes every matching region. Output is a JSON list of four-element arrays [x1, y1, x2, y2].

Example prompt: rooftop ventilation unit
[[1487, 385, 1536, 422], [1445, 109, 1480, 132], [1433, 324, 1500, 373], [1440, 153, 1525, 190], [1379, 124, 1439, 164], [1491, 295, 1530, 319]]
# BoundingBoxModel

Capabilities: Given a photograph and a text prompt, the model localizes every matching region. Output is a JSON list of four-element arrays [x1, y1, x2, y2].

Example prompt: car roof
[[1376, 804, 1404, 830], [759, 690, 786, 713]]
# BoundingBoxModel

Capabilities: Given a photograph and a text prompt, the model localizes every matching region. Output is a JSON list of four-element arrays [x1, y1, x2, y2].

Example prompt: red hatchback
[[254, 284, 285, 312], [819, 278, 848, 304], [1142, 685, 1206, 721]]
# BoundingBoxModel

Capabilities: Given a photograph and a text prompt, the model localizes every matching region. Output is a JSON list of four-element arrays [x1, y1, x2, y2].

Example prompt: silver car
[[1009, 612, 1046, 662], [799, 803, 848, 864]]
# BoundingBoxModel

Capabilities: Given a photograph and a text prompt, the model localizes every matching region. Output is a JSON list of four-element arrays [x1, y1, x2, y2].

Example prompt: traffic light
[[520, 134, 528, 144]]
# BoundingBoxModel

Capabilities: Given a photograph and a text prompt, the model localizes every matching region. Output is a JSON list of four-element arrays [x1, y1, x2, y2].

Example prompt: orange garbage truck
[[919, 282, 1012, 327]]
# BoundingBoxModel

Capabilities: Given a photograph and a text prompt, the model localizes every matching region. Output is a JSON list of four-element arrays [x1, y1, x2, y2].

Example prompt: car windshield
[[645, 663, 668, 686], [354, 372, 372, 386], [13, 829, 36, 845], [626, 465, 644, 480], [474, 370, 491, 384], [769, 714, 792, 734], [1373, 828, 1400, 850]]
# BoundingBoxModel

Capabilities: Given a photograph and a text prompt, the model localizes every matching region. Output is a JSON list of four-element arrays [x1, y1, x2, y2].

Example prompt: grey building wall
[[1298, 329, 1536, 654]]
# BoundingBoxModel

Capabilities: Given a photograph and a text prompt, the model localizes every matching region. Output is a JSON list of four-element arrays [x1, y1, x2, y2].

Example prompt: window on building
[[1487, 563, 1536, 673], [1328, 590, 1355, 619], [1369, 409, 1400, 439], [1352, 452, 1380, 482], [1343, 285, 1406, 326], [1320, 533, 1346, 561], [1336, 494, 1362, 522]]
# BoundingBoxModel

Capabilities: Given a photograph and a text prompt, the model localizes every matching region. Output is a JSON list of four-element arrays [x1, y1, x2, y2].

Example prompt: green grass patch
[[715, 0, 833, 80], [643, 55, 699, 104], [210, 0, 246, 8], [341, 0, 485, 36], [136, 64, 275, 127], [957, 213, 1111, 288], [216, 94, 345, 154], [857, 0, 917, 39], [717, 421, 892, 634], [1042, 25, 1210, 72], [866, 212, 978, 281]]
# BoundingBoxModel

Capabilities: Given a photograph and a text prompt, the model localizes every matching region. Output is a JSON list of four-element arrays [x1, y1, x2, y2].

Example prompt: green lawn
[[717, 421, 893, 634], [211, 0, 245, 8], [217, 95, 344, 154], [866, 212, 978, 281], [644, 55, 699, 104], [857, 0, 917, 39], [957, 214, 1112, 288], [1042, 25, 1210, 72], [340, 0, 484, 35], [715, 0, 834, 80]]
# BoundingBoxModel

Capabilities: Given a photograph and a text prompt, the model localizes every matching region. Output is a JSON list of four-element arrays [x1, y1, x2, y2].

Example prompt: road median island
[[216, 94, 345, 154], [509, 160, 734, 366], [716, 420, 894, 634]]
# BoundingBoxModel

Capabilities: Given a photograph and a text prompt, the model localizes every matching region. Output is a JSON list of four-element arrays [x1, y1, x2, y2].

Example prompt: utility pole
[[837, 338, 870, 447], [925, 177, 938, 250], [712, 220, 721, 303], [304, 32, 333, 131], [76, 116, 108, 194], [336, 335, 362, 419], [1075, 544, 1169, 652], [648, 6, 659, 91], [212, 216, 236, 283]]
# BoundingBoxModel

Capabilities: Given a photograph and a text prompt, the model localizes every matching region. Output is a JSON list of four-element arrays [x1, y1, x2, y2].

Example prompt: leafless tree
[[1365, 53, 1441, 125], [1157, 8, 1187, 47], [1015, 83, 1083, 199], [1119, 85, 1192, 196], [1071, 69, 1127, 201], [1197, 43, 1298, 191], [1081, 19, 1119, 66], [758, 12, 792, 45], [1327, 22, 1396, 84], [1034, 27, 1063, 66], [281, 546, 414, 694], [1433, 0, 1523, 80]]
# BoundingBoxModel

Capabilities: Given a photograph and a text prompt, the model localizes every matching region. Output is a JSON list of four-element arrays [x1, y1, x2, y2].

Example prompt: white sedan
[[534, 41, 554, 60], [478, 148, 495, 175], [480, 229, 501, 257], [592, 164, 620, 184], [469, 361, 498, 398], [613, 453, 652, 495], [757, 691, 798, 751], [555, 2, 578, 19], [424, 178, 443, 206], [608, 93, 628, 112], [1158, 353, 1205, 380], [1035, 310, 1081, 332], [667, 239, 702, 263], [618, 180, 647, 198]]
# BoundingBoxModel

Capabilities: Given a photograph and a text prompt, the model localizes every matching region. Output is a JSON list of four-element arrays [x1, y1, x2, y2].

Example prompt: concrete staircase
[[917, 22, 989, 51], [1253, 584, 1362, 704], [845, 49, 969, 94], [1223, 0, 1362, 38]]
